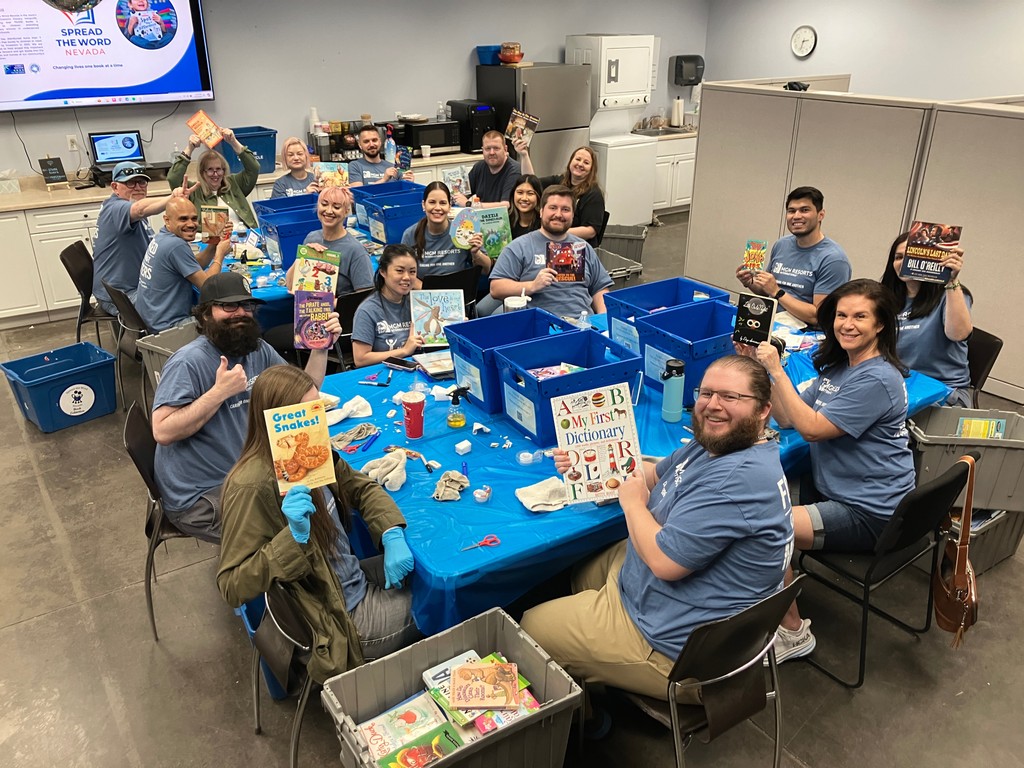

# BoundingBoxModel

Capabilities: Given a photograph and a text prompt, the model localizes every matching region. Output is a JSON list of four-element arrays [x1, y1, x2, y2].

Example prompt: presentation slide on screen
[[0, 0, 211, 110]]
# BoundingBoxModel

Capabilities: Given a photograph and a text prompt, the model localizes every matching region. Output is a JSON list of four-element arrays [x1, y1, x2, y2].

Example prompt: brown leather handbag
[[932, 454, 979, 648]]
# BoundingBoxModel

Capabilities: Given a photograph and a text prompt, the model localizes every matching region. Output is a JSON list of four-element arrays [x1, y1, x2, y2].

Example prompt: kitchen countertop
[[655, 130, 697, 141]]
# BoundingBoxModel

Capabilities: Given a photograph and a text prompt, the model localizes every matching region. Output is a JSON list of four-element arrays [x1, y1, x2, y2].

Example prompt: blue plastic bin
[[445, 308, 582, 414], [261, 209, 320, 271], [604, 277, 730, 355], [476, 45, 501, 65], [635, 300, 738, 406], [364, 191, 426, 245], [0, 342, 116, 433], [253, 192, 318, 225], [494, 329, 643, 447], [220, 126, 277, 175], [351, 180, 425, 228]]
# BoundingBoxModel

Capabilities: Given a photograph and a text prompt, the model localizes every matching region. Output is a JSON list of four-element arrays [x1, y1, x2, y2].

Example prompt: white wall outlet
[[66, 135, 79, 151]]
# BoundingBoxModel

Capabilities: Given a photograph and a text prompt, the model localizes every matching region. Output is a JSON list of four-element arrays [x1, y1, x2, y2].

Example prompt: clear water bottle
[[661, 359, 686, 423]]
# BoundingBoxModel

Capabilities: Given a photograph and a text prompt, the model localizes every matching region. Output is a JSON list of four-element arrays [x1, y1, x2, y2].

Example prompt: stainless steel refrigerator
[[476, 62, 593, 177]]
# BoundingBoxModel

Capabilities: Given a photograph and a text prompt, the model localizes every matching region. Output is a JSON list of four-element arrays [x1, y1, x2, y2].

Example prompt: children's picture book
[[294, 291, 336, 350], [733, 292, 778, 347], [552, 381, 642, 504], [358, 692, 448, 763], [504, 109, 540, 147], [376, 723, 463, 768], [395, 146, 413, 174], [900, 221, 962, 284], [527, 362, 585, 381], [413, 349, 456, 379], [411, 289, 465, 346], [265, 400, 336, 495], [449, 208, 478, 249], [312, 161, 349, 188], [449, 662, 520, 710], [474, 689, 541, 734], [424, 651, 484, 727], [186, 109, 222, 148], [292, 245, 340, 293], [441, 166, 472, 198], [742, 238, 768, 270], [956, 417, 1007, 439], [200, 205, 230, 241], [477, 207, 512, 260], [546, 241, 586, 282]]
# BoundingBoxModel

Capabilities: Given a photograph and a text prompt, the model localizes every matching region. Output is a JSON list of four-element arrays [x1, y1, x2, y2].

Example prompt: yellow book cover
[[265, 400, 336, 495]]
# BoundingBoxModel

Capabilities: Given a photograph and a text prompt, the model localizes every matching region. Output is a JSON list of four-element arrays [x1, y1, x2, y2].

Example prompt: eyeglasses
[[696, 389, 760, 404], [204, 168, 226, 175], [119, 178, 149, 187], [214, 301, 257, 313]]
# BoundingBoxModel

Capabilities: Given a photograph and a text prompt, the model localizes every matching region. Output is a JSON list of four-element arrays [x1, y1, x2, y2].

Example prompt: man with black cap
[[150, 272, 341, 542], [91, 161, 196, 315]]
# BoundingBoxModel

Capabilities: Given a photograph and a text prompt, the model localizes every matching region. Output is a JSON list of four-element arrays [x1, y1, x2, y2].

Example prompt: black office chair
[[797, 453, 976, 688], [594, 210, 611, 248], [59, 240, 118, 346], [967, 327, 1003, 408], [122, 402, 198, 642], [102, 281, 152, 411], [420, 265, 482, 319], [618, 576, 804, 768], [334, 287, 374, 369]]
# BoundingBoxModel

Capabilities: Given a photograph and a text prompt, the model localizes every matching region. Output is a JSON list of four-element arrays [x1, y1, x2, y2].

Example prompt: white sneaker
[[773, 619, 816, 663]]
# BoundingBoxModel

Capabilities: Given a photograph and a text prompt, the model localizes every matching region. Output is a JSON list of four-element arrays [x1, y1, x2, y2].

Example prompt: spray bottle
[[447, 386, 471, 428], [661, 359, 686, 423]]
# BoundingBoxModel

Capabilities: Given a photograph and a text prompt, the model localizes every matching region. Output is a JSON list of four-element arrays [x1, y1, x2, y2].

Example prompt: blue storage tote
[[253, 192, 318, 225], [604, 277, 730, 354], [635, 300, 737, 406], [220, 126, 277, 174], [364, 191, 424, 245], [261, 209, 320, 270], [445, 308, 582, 414], [351, 180, 424, 228], [494, 329, 642, 447], [0, 342, 116, 433]]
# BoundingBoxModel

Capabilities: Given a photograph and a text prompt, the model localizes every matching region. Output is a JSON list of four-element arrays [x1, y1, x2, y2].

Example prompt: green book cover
[[376, 723, 463, 768]]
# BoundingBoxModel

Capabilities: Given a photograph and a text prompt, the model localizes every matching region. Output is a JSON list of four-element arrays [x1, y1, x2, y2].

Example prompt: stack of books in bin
[[357, 651, 540, 767]]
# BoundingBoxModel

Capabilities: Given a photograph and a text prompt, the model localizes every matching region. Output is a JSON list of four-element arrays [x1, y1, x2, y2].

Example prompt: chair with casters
[[594, 209, 611, 248], [966, 327, 1003, 408], [419, 265, 482, 319], [102, 281, 152, 411], [797, 452, 977, 688], [615, 575, 804, 768], [59, 240, 119, 346], [122, 401, 197, 642]]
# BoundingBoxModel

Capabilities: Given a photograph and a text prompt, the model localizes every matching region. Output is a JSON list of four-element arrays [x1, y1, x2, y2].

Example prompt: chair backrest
[[123, 401, 163, 502], [102, 280, 151, 335], [967, 327, 1003, 404], [265, 580, 314, 653], [872, 451, 976, 557], [59, 240, 94, 300], [594, 210, 611, 248], [335, 287, 374, 334], [419, 265, 483, 315]]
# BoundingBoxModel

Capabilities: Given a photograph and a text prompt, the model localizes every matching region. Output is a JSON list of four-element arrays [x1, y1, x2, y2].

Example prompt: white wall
[[705, 0, 1024, 99], [0, 0, 709, 176]]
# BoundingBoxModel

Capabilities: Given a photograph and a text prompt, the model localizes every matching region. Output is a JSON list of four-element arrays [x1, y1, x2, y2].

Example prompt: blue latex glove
[[281, 485, 314, 544], [382, 527, 414, 589]]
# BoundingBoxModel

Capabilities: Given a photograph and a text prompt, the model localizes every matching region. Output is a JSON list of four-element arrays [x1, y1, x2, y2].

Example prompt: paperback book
[[411, 289, 465, 346], [449, 208, 511, 258], [742, 238, 768, 270], [292, 245, 340, 293], [186, 109, 222, 148], [294, 291, 336, 350], [358, 692, 448, 763], [733, 292, 778, 346], [504, 109, 540, 147], [413, 349, 456, 379], [423, 651, 484, 727], [474, 689, 541, 734], [449, 662, 520, 710], [264, 400, 336, 495], [375, 723, 463, 768], [551, 381, 642, 504], [200, 205, 230, 241], [313, 162, 349, 188], [395, 146, 413, 174], [546, 241, 586, 282], [956, 417, 1007, 439], [899, 221, 962, 284], [441, 166, 472, 198]]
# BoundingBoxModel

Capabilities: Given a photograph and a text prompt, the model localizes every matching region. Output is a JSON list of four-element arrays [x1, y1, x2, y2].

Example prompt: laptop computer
[[87, 130, 146, 170]]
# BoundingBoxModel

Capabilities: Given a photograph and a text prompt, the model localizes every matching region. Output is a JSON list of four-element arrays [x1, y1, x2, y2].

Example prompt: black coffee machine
[[447, 99, 495, 154]]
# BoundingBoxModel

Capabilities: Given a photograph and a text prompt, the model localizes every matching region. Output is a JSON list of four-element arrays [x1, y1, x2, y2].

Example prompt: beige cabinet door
[[31, 228, 90, 310], [0, 211, 47, 318]]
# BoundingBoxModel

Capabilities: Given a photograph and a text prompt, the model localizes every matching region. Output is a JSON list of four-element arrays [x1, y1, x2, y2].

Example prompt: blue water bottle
[[661, 359, 686, 423]]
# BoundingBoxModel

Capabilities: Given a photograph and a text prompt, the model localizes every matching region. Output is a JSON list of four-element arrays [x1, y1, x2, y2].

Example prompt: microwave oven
[[404, 120, 461, 156]]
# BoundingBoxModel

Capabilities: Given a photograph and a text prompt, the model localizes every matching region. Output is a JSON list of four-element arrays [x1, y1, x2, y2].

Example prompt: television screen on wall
[[0, 0, 214, 112]]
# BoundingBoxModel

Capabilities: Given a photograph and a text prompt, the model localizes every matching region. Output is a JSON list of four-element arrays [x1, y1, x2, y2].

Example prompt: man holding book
[[521, 356, 793, 703], [452, 131, 520, 210], [151, 272, 340, 543], [348, 125, 414, 187], [735, 186, 851, 326]]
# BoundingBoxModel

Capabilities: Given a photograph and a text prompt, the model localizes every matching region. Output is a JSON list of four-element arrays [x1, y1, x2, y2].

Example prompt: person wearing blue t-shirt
[[748, 278, 916, 663], [348, 125, 414, 187], [521, 356, 793, 705], [351, 245, 424, 367], [736, 186, 851, 326], [880, 231, 973, 406], [270, 137, 320, 198], [401, 182, 488, 283]]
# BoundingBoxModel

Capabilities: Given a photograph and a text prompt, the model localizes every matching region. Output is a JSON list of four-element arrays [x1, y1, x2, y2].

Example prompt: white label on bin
[[503, 383, 536, 435], [59, 384, 95, 417], [644, 346, 672, 389], [610, 317, 640, 354], [452, 354, 483, 402], [369, 218, 385, 243]]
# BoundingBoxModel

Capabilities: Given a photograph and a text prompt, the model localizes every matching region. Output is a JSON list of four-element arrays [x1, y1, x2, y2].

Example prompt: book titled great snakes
[[265, 400, 336, 495]]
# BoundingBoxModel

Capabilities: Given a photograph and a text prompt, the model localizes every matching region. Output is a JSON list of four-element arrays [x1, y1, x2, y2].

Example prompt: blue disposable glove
[[281, 485, 314, 544], [381, 527, 414, 589]]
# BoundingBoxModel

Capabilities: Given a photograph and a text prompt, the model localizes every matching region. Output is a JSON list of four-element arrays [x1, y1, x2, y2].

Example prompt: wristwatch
[[773, 289, 786, 300]]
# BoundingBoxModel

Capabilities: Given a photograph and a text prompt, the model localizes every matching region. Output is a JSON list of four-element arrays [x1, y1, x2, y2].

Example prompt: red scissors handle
[[460, 534, 501, 551]]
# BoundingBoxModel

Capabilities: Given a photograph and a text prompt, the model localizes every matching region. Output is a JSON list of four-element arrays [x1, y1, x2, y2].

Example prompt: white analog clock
[[791, 25, 817, 58]]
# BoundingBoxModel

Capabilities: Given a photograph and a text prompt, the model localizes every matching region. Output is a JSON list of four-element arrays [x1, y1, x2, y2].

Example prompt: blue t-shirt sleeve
[[153, 356, 201, 409], [351, 301, 377, 346], [348, 242, 375, 291], [108, 197, 134, 234], [813, 253, 852, 297], [400, 225, 416, 247], [585, 245, 614, 294], [270, 177, 287, 198], [655, 489, 750, 572], [170, 242, 201, 280], [349, 162, 364, 186], [488, 242, 526, 282], [817, 369, 897, 439]]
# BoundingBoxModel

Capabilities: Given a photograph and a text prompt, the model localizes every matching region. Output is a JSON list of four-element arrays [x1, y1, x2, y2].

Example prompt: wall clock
[[791, 25, 817, 58]]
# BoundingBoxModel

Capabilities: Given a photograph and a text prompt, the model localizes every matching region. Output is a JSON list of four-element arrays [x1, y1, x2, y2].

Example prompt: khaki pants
[[521, 540, 682, 701]]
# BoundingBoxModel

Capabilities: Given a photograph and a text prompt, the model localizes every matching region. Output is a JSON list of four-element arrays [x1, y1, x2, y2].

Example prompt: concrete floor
[[2, 212, 1022, 767]]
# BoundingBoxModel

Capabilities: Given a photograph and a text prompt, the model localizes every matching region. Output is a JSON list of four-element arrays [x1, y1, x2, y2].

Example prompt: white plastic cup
[[421, 145, 432, 159]]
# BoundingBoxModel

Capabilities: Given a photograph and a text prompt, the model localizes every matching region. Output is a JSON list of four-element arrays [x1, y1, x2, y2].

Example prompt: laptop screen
[[88, 131, 146, 167]]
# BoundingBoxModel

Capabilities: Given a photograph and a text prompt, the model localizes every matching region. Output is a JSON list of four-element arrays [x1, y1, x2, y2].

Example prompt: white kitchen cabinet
[[31, 228, 93, 310], [671, 155, 696, 208], [0, 211, 47, 318], [255, 184, 275, 201], [410, 166, 437, 185], [653, 158, 673, 209], [653, 137, 697, 212]]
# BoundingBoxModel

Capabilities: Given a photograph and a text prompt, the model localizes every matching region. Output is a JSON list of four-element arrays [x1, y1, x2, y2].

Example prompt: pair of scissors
[[460, 534, 500, 551]]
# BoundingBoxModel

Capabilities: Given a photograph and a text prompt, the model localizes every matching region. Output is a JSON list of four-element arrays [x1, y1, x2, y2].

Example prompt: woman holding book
[[401, 181, 488, 285], [217, 364, 419, 683], [508, 174, 543, 239], [169, 127, 260, 229], [270, 137, 320, 198], [351, 245, 424, 367], [880, 231, 973, 406], [514, 143, 605, 245]]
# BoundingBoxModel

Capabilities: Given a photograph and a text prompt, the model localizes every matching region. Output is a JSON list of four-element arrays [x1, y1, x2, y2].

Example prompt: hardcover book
[[449, 662, 520, 710], [899, 221, 962, 284], [733, 292, 778, 347], [441, 166, 472, 198], [551, 381, 642, 504], [546, 241, 586, 282], [292, 245, 341, 293], [264, 400, 336, 495], [423, 651, 484, 727], [504, 109, 540, 147], [375, 723, 463, 768], [313, 162, 349, 188], [742, 238, 768, 270], [411, 289, 465, 346], [200, 205, 230, 241], [412, 349, 456, 379], [476, 207, 512, 260], [186, 109, 222, 148], [294, 291, 336, 350], [357, 692, 448, 763]]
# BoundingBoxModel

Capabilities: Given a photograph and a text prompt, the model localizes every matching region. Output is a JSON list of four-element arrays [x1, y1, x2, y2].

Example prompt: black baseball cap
[[198, 272, 265, 305], [111, 161, 151, 183]]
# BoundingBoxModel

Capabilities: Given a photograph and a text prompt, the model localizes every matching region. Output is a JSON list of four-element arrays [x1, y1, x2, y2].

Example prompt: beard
[[693, 411, 764, 456], [204, 315, 262, 358]]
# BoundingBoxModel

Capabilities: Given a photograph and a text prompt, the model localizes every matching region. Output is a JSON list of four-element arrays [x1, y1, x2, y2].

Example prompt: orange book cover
[[448, 662, 520, 710], [187, 109, 222, 148]]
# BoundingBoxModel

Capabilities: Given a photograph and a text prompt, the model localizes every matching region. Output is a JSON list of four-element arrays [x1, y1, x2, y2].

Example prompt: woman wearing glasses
[[169, 126, 260, 229], [742, 278, 916, 662]]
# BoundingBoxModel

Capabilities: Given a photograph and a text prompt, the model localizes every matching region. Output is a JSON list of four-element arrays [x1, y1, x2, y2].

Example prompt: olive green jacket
[[167, 146, 260, 228], [217, 457, 406, 683]]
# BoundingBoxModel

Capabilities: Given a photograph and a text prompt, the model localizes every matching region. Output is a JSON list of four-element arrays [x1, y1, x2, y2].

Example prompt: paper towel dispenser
[[672, 55, 705, 87]]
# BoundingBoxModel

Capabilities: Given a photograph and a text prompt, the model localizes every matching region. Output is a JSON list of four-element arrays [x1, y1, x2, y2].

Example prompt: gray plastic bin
[[322, 608, 581, 768], [597, 246, 643, 283], [136, 324, 199, 392], [951, 510, 1024, 575], [600, 224, 648, 263]]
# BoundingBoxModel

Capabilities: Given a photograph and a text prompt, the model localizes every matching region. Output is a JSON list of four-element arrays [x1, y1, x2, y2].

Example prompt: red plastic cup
[[401, 391, 426, 440]]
